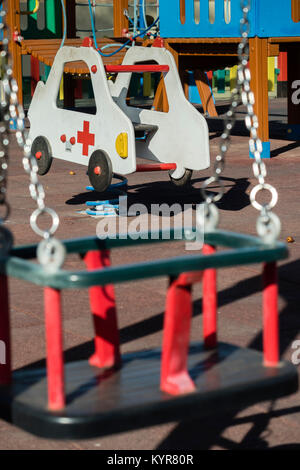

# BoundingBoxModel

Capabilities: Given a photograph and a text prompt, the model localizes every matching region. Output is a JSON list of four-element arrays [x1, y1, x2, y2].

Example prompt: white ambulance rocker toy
[[28, 41, 210, 192]]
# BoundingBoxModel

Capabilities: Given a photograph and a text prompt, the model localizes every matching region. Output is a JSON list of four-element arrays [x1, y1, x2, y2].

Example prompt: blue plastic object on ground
[[85, 174, 128, 217]]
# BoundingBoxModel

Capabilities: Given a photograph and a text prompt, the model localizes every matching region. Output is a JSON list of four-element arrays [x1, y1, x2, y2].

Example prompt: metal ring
[[30, 207, 59, 238], [250, 183, 278, 212], [256, 212, 281, 244], [37, 238, 66, 272], [201, 176, 225, 204], [197, 202, 219, 232]]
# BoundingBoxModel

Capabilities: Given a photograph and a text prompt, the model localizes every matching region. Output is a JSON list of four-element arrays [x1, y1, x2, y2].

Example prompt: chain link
[[201, 0, 279, 240], [0, 2, 60, 240], [0, 6, 11, 222]]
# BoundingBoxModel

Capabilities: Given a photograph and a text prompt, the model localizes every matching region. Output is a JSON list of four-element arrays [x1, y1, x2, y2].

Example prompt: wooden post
[[249, 37, 270, 158], [152, 76, 169, 113], [113, 0, 129, 37], [7, 0, 23, 104], [292, 0, 300, 22], [179, 69, 189, 100], [194, 70, 218, 117], [180, 0, 185, 24]]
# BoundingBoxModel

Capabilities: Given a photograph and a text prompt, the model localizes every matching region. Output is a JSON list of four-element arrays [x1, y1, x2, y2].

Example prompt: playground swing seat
[[0, 229, 298, 439], [0, 0, 298, 441]]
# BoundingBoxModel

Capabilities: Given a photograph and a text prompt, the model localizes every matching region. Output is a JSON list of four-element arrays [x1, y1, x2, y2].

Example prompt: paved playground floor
[[0, 98, 300, 450]]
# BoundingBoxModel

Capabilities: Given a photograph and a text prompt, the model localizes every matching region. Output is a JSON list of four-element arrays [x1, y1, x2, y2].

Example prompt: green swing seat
[[0, 229, 297, 439]]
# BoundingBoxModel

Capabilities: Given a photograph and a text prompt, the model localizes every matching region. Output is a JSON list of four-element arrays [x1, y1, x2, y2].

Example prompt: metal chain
[[0, 5, 11, 223], [0, 2, 65, 267], [0, 3, 59, 238], [200, 0, 280, 241]]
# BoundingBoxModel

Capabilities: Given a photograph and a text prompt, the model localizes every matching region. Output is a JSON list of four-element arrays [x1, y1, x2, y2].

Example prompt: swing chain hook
[[200, 52, 241, 230], [200, 0, 280, 242], [0, 3, 65, 266], [238, 0, 280, 242]]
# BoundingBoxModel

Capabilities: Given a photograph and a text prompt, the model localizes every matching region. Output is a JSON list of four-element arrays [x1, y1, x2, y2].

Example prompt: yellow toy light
[[115, 133, 128, 159]]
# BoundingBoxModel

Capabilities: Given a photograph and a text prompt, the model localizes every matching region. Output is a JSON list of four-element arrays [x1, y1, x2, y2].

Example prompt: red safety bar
[[44, 287, 65, 410], [84, 250, 121, 369], [160, 271, 202, 396], [202, 244, 217, 349], [263, 262, 279, 366], [136, 163, 177, 172], [105, 64, 169, 73]]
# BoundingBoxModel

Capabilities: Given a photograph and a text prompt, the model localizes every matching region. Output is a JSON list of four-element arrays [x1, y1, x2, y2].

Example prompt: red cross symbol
[[77, 121, 95, 156]]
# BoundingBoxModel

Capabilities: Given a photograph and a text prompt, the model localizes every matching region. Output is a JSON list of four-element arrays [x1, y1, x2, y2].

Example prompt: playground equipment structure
[[6, 0, 136, 105], [28, 41, 210, 191], [5, 1, 298, 146], [0, 0, 298, 440], [159, 0, 300, 157]]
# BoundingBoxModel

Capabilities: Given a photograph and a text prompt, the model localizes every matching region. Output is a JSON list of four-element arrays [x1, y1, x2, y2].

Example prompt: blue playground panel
[[188, 71, 202, 104], [249, 142, 271, 160], [159, 0, 300, 38]]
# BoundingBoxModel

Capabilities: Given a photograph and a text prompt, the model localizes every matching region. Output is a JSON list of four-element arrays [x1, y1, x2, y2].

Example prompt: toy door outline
[[28, 46, 136, 174], [110, 46, 210, 177]]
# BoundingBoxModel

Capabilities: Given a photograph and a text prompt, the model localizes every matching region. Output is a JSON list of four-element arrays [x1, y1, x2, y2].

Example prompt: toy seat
[[0, 229, 298, 439], [133, 123, 158, 133]]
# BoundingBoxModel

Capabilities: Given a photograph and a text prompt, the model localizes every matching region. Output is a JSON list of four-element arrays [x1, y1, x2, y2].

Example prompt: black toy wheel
[[169, 169, 193, 187], [88, 150, 113, 193], [31, 136, 53, 176]]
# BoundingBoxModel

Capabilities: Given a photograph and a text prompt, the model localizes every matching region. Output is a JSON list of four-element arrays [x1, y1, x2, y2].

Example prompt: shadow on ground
[[65, 176, 251, 213]]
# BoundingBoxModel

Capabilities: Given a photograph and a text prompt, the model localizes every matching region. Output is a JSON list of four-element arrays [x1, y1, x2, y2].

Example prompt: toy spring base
[[0, 342, 296, 440], [85, 174, 128, 217]]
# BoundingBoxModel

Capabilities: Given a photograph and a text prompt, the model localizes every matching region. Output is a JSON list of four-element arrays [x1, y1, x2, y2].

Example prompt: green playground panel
[[23, 0, 62, 40], [5, 229, 288, 289]]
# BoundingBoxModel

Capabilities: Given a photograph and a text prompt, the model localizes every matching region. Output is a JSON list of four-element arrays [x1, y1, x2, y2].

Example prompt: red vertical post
[[206, 70, 213, 86], [263, 262, 279, 366], [277, 52, 287, 98], [161, 274, 197, 395], [84, 250, 121, 369], [202, 244, 217, 349], [44, 287, 65, 410], [30, 56, 40, 97], [278, 52, 288, 83], [0, 275, 11, 385]]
